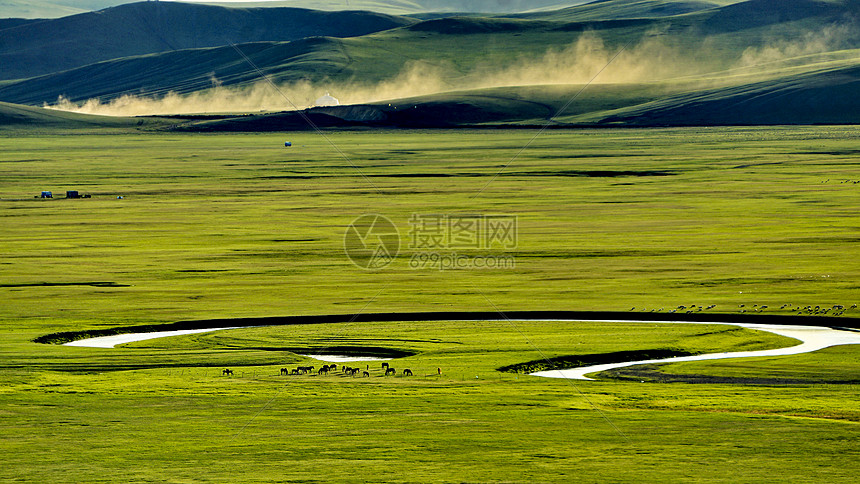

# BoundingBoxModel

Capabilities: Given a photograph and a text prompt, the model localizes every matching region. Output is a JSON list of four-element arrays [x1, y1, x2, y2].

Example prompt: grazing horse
[[402, 369, 413, 376], [280, 368, 289, 376], [318, 366, 329, 375], [350, 368, 360, 376], [385, 367, 396, 376], [382, 362, 389, 370], [222, 369, 233, 376], [362, 371, 370, 377], [329, 364, 337, 371]]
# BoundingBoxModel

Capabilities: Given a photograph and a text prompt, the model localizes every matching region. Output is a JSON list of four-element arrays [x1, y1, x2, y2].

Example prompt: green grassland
[[2, 2, 859, 481], [0, 127, 860, 482], [3, 128, 860, 329], [0, 320, 856, 482], [603, 344, 860, 383], [1, 126, 859, 481]]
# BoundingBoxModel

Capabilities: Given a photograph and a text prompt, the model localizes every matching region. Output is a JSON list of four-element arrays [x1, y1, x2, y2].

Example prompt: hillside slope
[[0, 18, 40, 30], [6, 0, 860, 106], [518, 0, 735, 21], [173, 62, 860, 129], [590, 64, 860, 125], [4, 0, 860, 127], [0, 39, 354, 105], [0, 1, 414, 81], [0, 1, 589, 18], [145, 1, 588, 15], [0, 100, 163, 130]]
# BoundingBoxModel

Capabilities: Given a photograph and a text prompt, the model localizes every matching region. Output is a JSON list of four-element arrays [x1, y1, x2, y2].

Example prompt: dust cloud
[[45, 61, 453, 117], [43, 24, 859, 117], [736, 22, 860, 69]]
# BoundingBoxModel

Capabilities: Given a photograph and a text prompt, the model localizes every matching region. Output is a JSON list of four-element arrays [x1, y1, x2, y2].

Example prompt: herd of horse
[[222, 361, 420, 378]]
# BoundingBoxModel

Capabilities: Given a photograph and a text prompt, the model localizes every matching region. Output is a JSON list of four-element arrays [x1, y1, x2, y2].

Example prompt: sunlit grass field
[[2, 127, 860, 328], [1, 127, 859, 481]]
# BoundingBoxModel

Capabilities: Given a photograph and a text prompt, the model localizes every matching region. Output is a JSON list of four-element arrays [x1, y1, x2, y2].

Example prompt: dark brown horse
[[385, 367, 396, 376], [222, 369, 233, 376], [402, 369, 413, 376]]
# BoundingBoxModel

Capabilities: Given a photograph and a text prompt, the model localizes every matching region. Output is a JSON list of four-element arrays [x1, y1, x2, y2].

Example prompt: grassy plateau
[[0, 126, 858, 481]]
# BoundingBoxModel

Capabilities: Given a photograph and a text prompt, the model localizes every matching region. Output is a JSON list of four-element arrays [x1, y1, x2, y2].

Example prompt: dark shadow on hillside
[[497, 349, 696, 374]]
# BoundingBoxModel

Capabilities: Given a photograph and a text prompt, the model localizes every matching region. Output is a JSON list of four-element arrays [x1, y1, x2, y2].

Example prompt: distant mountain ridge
[[0, 1, 415, 80], [3, 0, 860, 127], [0, 1, 590, 19]]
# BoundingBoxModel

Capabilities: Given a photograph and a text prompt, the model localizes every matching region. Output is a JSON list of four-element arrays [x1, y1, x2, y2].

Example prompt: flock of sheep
[[630, 303, 857, 316]]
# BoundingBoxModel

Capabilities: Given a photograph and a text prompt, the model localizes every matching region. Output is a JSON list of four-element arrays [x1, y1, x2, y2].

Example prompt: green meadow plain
[[1, 127, 859, 482]]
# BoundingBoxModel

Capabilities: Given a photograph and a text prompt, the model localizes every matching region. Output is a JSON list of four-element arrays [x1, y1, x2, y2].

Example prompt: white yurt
[[314, 92, 339, 107]]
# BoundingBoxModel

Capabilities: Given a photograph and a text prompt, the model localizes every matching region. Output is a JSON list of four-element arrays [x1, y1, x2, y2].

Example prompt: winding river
[[62, 317, 860, 380]]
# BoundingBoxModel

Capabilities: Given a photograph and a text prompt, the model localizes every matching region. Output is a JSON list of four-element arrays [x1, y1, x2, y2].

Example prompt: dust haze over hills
[[2, 0, 860, 127]]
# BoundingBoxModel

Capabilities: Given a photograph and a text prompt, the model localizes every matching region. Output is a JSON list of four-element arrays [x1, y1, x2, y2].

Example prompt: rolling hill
[[5, 0, 860, 103], [3, 0, 860, 126], [171, 60, 860, 129], [0, 100, 165, 129], [518, 0, 739, 21], [174, 83, 694, 130], [0, 18, 39, 29], [198, 1, 589, 14], [0, 1, 415, 81], [0, 38, 355, 105], [588, 63, 860, 125], [0, 1, 591, 18]]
